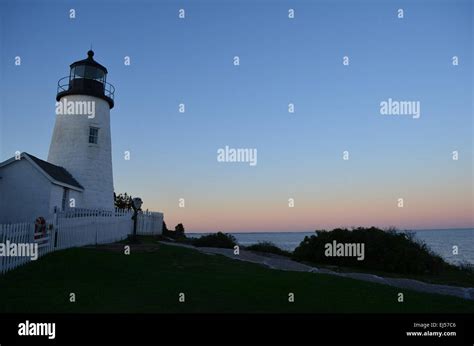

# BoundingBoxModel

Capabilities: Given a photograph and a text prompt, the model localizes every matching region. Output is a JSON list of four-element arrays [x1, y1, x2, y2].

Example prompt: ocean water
[[188, 229, 474, 265]]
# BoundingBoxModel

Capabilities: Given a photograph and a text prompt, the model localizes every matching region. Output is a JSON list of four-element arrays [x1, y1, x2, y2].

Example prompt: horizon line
[[186, 227, 474, 234]]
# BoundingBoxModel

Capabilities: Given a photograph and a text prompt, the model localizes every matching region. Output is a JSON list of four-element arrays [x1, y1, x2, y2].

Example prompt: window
[[84, 66, 105, 82], [89, 127, 99, 144], [72, 65, 85, 79]]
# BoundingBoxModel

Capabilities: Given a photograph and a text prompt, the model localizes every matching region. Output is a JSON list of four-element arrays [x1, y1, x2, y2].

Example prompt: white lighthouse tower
[[48, 50, 115, 210]]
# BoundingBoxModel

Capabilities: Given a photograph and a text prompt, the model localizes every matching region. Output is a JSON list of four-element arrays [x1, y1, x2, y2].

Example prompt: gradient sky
[[0, 0, 472, 232]]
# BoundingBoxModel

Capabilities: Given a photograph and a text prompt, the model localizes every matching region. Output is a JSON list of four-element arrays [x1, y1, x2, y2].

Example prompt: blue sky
[[0, 0, 472, 231]]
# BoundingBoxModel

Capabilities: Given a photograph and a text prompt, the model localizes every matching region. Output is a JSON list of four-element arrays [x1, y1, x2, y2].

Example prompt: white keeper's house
[[0, 50, 117, 223]]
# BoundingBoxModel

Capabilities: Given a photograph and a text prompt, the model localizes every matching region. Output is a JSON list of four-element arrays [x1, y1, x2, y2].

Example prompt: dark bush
[[162, 222, 186, 240], [292, 227, 448, 275], [193, 232, 237, 249], [246, 242, 292, 257]]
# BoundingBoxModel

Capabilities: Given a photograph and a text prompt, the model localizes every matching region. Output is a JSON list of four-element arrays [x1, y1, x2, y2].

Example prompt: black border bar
[[0, 313, 473, 345]]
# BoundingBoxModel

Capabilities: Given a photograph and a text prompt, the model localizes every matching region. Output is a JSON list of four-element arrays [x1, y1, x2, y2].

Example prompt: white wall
[[49, 184, 64, 212], [48, 185, 83, 211], [48, 95, 114, 210], [0, 159, 52, 223], [69, 189, 83, 209]]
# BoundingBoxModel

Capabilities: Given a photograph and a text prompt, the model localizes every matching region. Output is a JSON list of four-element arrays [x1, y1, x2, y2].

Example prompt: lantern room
[[56, 50, 115, 108]]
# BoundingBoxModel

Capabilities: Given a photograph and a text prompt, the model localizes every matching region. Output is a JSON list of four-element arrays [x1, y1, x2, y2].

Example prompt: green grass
[[313, 263, 474, 288], [0, 242, 473, 313]]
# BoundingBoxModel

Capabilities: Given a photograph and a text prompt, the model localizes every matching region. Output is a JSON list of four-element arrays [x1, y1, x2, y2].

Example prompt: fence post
[[53, 206, 59, 249], [0, 225, 4, 274]]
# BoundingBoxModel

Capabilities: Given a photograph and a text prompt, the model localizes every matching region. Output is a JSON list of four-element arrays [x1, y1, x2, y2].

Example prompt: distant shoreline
[[188, 228, 474, 234]]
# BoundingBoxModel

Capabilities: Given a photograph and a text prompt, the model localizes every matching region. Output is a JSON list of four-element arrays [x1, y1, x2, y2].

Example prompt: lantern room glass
[[70, 66, 106, 83]]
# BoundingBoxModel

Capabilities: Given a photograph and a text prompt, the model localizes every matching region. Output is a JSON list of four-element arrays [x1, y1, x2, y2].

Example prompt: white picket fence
[[0, 207, 163, 274], [136, 211, 164, 235], [55, 208, 134, 250], [0, 223, 33, 274], [0, 223, 56, 274]]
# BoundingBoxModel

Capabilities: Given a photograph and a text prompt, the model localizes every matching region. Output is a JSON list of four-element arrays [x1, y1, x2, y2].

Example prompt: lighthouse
[[48, 50, 115, 210]]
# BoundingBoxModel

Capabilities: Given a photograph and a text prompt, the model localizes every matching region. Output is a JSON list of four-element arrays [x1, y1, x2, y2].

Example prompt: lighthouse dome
[[71, 50, 108, 73], [56, 50, 114, 108]]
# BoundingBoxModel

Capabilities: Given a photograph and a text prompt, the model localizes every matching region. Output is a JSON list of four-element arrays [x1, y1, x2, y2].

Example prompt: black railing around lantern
[[57, 76, 115, 101]]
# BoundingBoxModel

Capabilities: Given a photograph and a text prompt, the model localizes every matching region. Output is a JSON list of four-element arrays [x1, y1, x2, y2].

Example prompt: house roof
[[26, 153, 83, 190], [0, 152, 84, 191]]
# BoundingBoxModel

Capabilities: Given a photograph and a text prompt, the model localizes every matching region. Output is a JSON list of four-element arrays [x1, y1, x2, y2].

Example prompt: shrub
[[162, 222, 186, 240], [192, 232, 237, 249], [246, 242, 292, 257], [293, 227, 448, 275]]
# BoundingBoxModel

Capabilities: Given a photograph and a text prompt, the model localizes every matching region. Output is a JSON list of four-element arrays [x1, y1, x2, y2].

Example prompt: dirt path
[[160, 241, 474, 301]]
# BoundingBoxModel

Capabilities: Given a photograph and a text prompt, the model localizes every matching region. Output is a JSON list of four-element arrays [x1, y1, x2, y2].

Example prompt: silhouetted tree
[[174, 223, 185, 238], [114, 192, 133, 210], [162, 222, 186, 240]]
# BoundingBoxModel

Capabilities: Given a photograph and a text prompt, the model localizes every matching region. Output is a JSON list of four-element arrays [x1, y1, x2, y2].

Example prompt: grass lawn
[[312, 263, 474, 288], [0, 241, 473, 313]]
